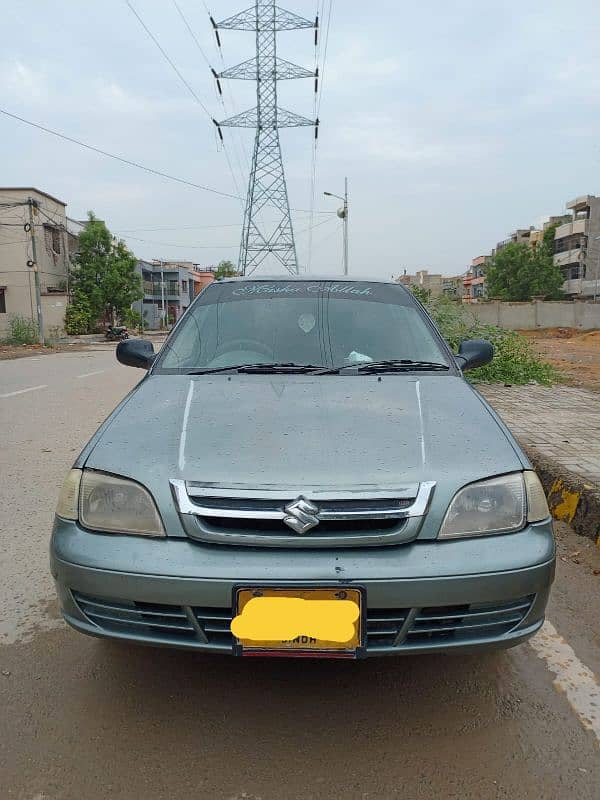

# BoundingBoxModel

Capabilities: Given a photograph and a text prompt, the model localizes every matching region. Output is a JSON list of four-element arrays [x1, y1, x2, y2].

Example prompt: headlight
[[439, 472, 529, 539], [79, 470, 165, 537], [56, 468, 82, 520]]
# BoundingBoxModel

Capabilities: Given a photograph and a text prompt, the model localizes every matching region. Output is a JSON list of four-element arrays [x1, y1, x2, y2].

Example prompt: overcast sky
[[2, 1, 600, 277]]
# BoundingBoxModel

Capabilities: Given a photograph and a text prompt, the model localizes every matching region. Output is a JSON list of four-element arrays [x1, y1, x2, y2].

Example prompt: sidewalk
[[479, 385, 600, 542]]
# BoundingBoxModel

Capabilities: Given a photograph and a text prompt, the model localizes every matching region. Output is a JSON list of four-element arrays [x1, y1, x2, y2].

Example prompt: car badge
[[283, 496, 320, 534]]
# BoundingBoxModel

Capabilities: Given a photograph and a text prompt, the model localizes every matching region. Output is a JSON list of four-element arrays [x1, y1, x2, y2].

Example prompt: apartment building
[[133, 260, 216, 329], [0, 187, 84, 339], [495, 227, 535, 253], [553, 195, 600, 298], [395, 269, 462, 298], [463, 255, 489, 302]]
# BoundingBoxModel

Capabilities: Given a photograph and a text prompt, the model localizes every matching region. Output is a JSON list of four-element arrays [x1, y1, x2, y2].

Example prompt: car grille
[[72, 592, 534, 651], [403, 596, 535, 647], [72, 592, 197, 643], [170, 480, 436, 548]]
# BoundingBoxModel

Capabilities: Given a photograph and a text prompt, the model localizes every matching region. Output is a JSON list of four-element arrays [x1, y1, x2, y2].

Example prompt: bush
[[64, 302, 92, 335], [123, 308, 145, 331], [425, 297, 559, 385], [410, 285, 432, 305], [5, 315, 38, 345]]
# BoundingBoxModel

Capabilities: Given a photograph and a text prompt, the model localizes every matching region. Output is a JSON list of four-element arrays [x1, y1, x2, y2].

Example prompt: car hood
[[86, 374, 525, 536]]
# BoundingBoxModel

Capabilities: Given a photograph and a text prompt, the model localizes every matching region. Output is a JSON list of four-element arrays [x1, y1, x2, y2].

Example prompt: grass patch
[[425, 297, 560, 385], [3, 315, 39, 345]]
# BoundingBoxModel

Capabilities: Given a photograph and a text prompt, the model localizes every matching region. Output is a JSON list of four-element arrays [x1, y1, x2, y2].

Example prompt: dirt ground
[[0, 343, 97, 360], [521, 328, 600, 392]]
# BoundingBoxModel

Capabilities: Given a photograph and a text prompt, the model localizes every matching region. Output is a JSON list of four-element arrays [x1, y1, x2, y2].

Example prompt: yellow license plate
[[233, 587, 363, 655]]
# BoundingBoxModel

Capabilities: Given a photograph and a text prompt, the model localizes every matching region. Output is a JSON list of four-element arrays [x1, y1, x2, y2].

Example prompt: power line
[[125, 0, 245, 203], [121, 234, 239, 249], [126, 0, 212, 117], [118, 215, 334, 250], [114, 213, 334, 234], [316, 0, 334, 117], [307, 0, 334, 271], [0, 107, 240, 200], [172, 0, 212, 69], [173, 0, 250, 193]]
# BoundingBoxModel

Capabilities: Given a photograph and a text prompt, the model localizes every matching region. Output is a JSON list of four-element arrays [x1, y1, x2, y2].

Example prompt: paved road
[[1, 349, 599, 800]]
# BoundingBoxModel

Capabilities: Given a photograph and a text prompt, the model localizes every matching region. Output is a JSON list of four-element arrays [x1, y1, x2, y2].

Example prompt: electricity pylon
[[212, 1, 318, 275]]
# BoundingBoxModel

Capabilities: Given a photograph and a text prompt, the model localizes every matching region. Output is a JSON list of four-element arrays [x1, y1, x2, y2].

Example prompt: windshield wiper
[[185, 362, 340, 375], [340, 359, 450, 374]]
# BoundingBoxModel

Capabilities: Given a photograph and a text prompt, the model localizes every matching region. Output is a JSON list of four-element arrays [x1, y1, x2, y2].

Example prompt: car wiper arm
[[185, 363, 340, 375], [236, 363, 340, 374], [340, 359, 450, 374]]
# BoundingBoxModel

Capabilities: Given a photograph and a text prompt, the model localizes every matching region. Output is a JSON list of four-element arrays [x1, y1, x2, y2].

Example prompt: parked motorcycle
[[105, 325, 129, 342]]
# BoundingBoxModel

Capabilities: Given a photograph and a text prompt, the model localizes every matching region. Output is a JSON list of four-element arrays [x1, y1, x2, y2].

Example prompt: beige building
[[553, 195, 600, 298], [395, 269, 462, 298], [0, 187, 83, 339], [495, 227, 535, 253]]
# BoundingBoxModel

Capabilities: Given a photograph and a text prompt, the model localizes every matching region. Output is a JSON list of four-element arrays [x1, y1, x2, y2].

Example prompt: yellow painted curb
[[548, 478, 581, 524]]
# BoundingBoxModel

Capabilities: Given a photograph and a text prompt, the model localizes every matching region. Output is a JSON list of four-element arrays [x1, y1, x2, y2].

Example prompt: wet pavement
[[1, 349, 599, 799]]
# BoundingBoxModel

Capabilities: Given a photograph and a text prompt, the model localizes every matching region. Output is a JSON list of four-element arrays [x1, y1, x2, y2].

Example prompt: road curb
[[525, 445, 600, 546]]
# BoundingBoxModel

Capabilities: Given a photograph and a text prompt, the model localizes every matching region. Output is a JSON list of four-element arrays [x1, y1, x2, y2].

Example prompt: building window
[[0, 289, 5, 314], [563, 265, 582, 280], [182, 280, 188, 292], [44, 225, 62, 254]]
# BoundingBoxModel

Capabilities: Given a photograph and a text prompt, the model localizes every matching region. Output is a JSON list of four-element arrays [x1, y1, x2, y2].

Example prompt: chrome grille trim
[[170, 479, 436, 547]]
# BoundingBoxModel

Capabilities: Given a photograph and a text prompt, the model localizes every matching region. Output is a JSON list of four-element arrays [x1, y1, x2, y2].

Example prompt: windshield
[[155, 280, 450, 373]]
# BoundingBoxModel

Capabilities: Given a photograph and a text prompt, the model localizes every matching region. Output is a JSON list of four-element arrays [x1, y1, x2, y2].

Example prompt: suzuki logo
[[283, 497, 320, 534]]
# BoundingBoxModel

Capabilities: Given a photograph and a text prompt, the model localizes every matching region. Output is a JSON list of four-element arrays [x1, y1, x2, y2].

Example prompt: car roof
[[217, 274, 405, 287]]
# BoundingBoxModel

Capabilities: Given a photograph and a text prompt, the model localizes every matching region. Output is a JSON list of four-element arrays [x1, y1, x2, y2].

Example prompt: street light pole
[[342, 177, 349, 277], [324, 177, 349, 276]]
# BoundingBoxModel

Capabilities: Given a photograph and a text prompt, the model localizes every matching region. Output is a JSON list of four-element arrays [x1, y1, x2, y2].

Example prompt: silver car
[[51, 277, 554, 658]]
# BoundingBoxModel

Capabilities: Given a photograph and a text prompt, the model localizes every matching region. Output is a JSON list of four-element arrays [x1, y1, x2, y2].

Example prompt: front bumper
[[50, 518, 555, 657]]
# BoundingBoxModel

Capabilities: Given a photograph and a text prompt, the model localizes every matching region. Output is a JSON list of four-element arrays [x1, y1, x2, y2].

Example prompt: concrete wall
[[467, 301, 600, 330], [41, 293, 68, 338]]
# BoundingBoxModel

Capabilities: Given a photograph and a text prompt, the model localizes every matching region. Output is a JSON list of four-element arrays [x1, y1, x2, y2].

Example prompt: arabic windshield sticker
[[208, 281, 411, 305]]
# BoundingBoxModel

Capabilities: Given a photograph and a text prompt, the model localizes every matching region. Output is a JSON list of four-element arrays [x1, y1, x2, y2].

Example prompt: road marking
[[178, 379, 195, 471], [0, 384, 47, 398], [530, 620, 600, 743], [76, 370, 106, 379]]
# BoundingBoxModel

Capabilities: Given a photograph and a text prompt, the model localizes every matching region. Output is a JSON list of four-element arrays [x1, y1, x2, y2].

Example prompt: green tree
[[485, 241, 563, 301], [410, 285, 432, 305], [68, 213, 142, 331], [541, 222, 560, 255], [214, 259, 238, 279]]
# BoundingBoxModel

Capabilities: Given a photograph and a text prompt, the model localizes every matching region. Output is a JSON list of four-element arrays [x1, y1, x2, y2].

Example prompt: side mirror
[[116, 339, 155, 369], [456, 339, 493, 371]]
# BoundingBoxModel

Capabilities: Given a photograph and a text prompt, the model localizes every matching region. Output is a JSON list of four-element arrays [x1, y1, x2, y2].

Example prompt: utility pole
[[324, 177, 349, 275], [27, 198, 44, 344], [160, 261, 166, 328], [212, 1, 318, 275], [594, 235, 600, 303]]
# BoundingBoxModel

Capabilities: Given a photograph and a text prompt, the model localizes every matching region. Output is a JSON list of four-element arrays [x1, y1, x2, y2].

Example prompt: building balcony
[[555, 219, 588, 240], [151, 285, 180, 297], [554, 250, 582, 267], [562, 278, 599, 296]]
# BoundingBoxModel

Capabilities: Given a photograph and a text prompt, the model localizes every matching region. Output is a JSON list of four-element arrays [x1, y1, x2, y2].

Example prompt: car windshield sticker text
[[231, 283, 372, 297]]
